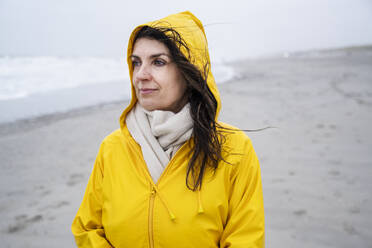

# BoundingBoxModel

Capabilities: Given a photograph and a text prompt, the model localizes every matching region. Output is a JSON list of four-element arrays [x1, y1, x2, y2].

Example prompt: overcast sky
[[1, 0, 372, 60]]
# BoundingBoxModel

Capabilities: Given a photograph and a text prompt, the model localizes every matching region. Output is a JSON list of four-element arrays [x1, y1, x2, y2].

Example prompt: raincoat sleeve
[[220, 138, 265, 248], [71, 143, 113, 248]]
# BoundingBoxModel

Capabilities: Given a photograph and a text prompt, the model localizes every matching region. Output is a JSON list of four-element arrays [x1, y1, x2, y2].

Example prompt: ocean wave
[[0, 56, 129, 100]]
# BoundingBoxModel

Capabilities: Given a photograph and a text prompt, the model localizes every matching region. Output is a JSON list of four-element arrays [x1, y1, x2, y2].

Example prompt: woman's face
[[130, 38, 187, 112]]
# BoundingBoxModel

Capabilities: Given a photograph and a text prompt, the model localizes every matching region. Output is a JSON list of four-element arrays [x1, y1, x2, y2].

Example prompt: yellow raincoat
[[71, 11, 264, 248]]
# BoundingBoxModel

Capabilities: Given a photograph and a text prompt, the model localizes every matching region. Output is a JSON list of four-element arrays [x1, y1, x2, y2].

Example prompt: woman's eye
[[153, 59, 166, 66], [132, 60, 140, 67]]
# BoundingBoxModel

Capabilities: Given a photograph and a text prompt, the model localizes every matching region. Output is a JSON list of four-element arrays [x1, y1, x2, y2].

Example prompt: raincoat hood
[[120, 11, 221, 129]]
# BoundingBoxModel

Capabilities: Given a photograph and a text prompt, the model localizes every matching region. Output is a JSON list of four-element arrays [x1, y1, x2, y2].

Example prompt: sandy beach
[[1, 46, 371, 247]]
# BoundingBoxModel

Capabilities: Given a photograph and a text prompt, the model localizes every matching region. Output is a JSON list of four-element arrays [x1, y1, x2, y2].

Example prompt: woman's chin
[[138, 99, 186, 113], [138, 101, 158, 111]]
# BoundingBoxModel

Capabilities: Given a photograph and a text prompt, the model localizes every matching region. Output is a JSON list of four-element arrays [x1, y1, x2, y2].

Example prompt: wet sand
[[1, 46, 371, 247]]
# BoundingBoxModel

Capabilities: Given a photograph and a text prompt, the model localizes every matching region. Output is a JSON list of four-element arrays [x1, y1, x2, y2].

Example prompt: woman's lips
[[139, 88, 157, 95]]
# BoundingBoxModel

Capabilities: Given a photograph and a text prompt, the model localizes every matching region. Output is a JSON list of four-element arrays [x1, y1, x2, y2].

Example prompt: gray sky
[[1, 0, 372, 60]]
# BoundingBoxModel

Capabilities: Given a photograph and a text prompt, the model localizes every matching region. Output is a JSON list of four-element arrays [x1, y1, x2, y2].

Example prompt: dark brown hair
[[132, 26, 224, 191]]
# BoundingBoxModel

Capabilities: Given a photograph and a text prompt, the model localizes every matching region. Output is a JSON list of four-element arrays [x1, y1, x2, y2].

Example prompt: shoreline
[[0, 100, 128, 137]]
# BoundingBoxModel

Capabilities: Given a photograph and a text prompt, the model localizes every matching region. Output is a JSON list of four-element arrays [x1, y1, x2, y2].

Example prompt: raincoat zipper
[[148, 187, 156, 248], [145, 145, 188, 248]]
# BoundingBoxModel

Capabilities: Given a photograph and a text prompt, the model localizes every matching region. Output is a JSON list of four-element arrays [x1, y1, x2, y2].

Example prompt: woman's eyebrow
[[130, 53, 171, 59], [149, 53, 171, 58], [130, 55, 140, 60]]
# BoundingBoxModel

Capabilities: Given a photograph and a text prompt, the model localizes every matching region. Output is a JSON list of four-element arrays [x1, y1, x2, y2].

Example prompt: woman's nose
[[135, 64, 152, 81]]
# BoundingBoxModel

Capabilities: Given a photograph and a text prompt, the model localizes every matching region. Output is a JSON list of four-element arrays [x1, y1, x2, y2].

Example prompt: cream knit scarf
[[126, 103, 193, 183]]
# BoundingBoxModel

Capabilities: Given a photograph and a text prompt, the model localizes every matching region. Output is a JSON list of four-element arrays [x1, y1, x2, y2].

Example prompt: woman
[[72, 11, 264, 248]]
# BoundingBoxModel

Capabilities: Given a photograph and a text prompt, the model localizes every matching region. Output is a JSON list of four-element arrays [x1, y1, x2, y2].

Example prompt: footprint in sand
[[333, 190, 343, 198], [33, 185, 51, 197], [6, 190, 26, 197], [329, 124, 337, 130], [41, 190, 51, 196], [34, 185, 45, 190], [312, 139, 319, 144], [67, 173, 85, 186], [293, 209, 307, 216], [348, 206, 361, 214], [315, 123, 336, 139], [328, 169, 341, 176], [271, 178, 285, 183], [343, 222, 358, 235], [15, 214, 27, 221], [316, 123, 325, 129], [7, 215, 43, 233], [38, 201, 70, 211], [346, 179, 356, 185]]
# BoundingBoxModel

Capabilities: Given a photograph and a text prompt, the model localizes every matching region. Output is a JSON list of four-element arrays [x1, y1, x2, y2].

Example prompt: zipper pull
[[151, 187, 156, 196]]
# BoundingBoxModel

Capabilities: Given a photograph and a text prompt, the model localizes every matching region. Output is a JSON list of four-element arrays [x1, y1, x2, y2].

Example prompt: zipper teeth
[[149, 188, 155, 248], [144, 139, 189, 248]]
